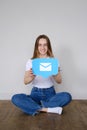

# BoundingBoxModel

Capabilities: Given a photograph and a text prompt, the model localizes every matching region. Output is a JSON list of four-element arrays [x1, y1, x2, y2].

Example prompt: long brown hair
[[31, 34, 54, 59]]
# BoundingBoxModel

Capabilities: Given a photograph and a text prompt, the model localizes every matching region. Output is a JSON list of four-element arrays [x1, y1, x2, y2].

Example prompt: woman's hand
[[24, 68, 36, 85], [53, 67, 62, 84], [29, 68, 35, 77]]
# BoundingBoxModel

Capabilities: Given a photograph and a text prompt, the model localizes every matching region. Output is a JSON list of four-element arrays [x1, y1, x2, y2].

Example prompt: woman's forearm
[[53, 72, 62, 84], [24, 76, 34, 85], [24, 70, 35, 85]]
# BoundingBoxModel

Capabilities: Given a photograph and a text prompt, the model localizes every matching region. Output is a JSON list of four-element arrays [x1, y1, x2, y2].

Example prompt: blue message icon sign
[[32, 58, 59, 78]]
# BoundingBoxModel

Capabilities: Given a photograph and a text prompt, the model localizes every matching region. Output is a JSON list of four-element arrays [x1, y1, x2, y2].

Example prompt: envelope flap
[[40, 63, 51, 68]]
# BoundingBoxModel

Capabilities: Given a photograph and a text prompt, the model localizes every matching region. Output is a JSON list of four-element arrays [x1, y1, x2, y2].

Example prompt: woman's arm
[[24, 68, 36, 85], [53, 67, 62, 84]]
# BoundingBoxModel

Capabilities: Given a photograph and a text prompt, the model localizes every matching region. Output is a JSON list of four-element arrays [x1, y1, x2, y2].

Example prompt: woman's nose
[[41, 45, 44, 49]]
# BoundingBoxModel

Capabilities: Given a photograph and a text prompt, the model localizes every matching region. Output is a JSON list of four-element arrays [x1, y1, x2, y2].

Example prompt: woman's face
[[38, 38, 48, 57]]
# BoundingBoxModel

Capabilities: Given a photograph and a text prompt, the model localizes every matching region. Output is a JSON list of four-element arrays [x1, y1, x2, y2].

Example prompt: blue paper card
[[32, 58, 59, 78]]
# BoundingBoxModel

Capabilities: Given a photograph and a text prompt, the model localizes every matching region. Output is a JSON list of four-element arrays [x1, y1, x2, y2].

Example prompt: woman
[[11, 34, 72, 116]]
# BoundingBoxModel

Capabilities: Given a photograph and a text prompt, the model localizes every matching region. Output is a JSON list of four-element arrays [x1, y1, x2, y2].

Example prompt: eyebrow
[[38, 43, 47, 45]]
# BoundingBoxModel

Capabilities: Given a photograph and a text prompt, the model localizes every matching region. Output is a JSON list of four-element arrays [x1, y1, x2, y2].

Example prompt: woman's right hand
[[29, 68, 36, 78], [24, 68, 36, 85]]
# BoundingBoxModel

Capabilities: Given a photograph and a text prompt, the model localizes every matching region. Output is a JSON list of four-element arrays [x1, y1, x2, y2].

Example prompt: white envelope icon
[[40, 63, 52, 71]]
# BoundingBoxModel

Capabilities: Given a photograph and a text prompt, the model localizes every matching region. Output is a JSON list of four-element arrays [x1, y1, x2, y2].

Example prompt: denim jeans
[[11, 86, 72, 116]]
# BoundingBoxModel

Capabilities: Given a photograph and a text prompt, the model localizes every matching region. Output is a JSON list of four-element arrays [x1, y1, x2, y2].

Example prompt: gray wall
[[0, 0, 87, 99]]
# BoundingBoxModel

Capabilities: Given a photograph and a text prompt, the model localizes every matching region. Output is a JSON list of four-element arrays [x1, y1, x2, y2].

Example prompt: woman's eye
[[38, 44, 42, 47], [44, 44, 47, 46], [38, 44, 47, 47]]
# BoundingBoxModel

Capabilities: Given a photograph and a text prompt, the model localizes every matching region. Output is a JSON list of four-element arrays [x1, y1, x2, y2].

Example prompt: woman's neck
[[39, 54, 48, 58]]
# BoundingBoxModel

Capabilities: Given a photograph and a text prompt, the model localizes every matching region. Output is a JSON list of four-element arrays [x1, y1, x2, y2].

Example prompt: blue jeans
[[11, 86, 72, 116]]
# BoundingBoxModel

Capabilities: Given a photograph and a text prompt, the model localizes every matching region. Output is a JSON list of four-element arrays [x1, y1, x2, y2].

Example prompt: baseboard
[[0, 93, 87, 100]]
